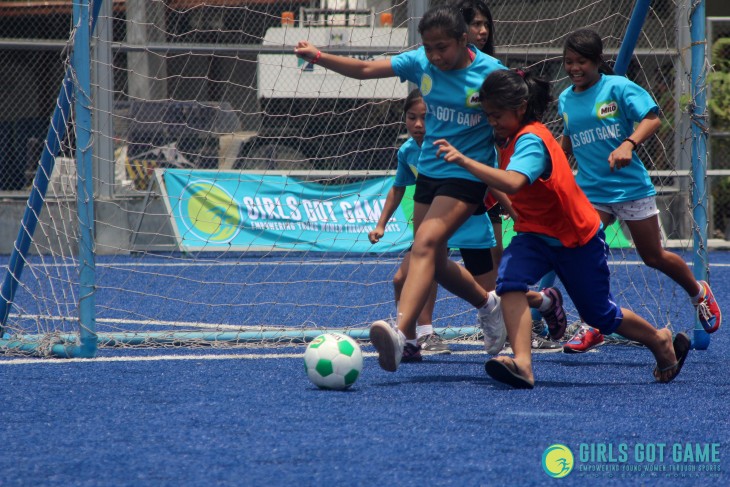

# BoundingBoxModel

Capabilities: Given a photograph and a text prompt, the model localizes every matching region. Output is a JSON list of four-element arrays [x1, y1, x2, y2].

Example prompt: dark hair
[[563, 28, 614, 75], [418, 5, 467, 40], [479, 69, 552, 123], [404, 88, 424, 114], [459, 0, 495, 56]]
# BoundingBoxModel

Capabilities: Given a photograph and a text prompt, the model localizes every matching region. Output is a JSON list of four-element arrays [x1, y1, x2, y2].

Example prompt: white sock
[[406, 338, 418, 347], [538, 292, 552, 312], [690, 282, 704, 304], [396, 328, 407, 347], [416, 324, 433, 339], [478, 291, 499, 313]]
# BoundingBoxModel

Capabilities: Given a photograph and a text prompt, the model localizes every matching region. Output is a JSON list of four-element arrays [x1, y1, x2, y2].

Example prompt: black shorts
[[459, 247, 494, 276], [487, 204, 504, 225], [414, 174, 487, 215]]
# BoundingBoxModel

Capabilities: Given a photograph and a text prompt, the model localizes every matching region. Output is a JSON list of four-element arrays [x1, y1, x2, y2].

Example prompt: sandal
[[654, 332, 690, 383], [485, 357, 534, 389]]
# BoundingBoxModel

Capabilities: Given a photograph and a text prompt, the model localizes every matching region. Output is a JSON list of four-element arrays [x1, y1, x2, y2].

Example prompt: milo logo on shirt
[[595, 100, 619, 119], [420, 75, 433, 96], [465, 88, 480, 108]]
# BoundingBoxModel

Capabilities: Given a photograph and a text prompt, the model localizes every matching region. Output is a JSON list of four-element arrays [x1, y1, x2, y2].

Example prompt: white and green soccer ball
[[304, 333, 363, 390]]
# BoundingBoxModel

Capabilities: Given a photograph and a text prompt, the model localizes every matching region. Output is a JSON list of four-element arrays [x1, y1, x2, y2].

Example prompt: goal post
[[689, 0, 711, 349], [0, 0, 712, 358]]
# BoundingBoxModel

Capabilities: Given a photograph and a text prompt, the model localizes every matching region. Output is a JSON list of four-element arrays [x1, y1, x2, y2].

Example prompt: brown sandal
[[654, 332, 690, 383], [485, 358, 534, 389]]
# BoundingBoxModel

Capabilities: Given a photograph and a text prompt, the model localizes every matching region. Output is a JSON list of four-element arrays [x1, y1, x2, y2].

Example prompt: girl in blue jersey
[[434, 69, 690, 388], [558, 29, 721, 352], [369, 89, 555, 358], [369, 89, 494, 357], [296, 6, 510, 372]]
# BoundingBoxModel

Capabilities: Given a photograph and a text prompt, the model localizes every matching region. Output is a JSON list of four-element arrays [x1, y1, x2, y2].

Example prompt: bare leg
[[623, 215, 701, 297], [492, 291, 534, 384], [418, 282, 438, 326], [612, 308, 677, 381], [397, 196, 483, 339]]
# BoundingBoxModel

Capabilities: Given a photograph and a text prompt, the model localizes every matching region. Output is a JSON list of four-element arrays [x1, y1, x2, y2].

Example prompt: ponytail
[[480, 69, 552, 123]]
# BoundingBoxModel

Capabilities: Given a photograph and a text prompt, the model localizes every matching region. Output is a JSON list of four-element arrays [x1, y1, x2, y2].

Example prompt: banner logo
[[180, 180, 242, 243]]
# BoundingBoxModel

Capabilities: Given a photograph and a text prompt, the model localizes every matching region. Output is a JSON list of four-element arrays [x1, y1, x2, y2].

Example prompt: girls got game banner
[[159, 169, 413, 252]]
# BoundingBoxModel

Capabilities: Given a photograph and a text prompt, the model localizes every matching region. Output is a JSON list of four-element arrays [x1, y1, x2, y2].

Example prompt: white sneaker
[[478, 295, 506, 354], [369, 320, 404, 372]]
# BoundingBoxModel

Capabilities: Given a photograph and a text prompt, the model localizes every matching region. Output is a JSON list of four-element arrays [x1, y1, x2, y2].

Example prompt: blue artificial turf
[[0, 250, 728, 486]]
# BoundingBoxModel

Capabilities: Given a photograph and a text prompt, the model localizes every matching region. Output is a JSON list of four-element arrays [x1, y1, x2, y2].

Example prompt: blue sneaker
[[540, 287, 567, 340]]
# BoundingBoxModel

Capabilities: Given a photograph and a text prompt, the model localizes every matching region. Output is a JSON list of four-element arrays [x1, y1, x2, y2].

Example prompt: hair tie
[[515, 69, 526, 78]]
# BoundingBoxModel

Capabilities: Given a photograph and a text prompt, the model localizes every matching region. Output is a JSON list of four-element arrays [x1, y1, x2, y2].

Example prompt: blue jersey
[[396, 137, 496, 250], [558, 74, 658, 204], [394, 137, 420, 188], [391, 46, 505, 181]]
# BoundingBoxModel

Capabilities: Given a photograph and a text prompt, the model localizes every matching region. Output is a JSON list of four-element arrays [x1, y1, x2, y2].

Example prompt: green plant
[[709, 38, 730, 130]]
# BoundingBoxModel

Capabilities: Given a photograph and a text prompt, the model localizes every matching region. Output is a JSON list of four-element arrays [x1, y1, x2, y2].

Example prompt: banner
[[161, 170, 413, 252]]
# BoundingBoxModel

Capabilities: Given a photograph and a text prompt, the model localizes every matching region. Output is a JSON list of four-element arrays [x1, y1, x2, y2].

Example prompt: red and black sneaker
[[696, 280, 721, 334]]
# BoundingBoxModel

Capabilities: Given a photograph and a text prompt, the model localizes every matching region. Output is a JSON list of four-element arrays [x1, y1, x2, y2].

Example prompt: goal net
[[0, 0, 709, 357]]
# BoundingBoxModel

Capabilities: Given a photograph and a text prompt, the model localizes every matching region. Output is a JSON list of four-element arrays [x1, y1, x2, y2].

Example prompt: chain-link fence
[[0, 0, 717, 243]]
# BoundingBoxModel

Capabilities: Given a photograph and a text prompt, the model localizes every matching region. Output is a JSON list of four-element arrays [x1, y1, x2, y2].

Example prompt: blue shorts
[[496, 229, 623, 335]]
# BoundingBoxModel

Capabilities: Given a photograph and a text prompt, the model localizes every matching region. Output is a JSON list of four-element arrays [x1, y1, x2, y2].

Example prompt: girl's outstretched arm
[[434, 139, 528, 194], [295, 41, 395, 80]]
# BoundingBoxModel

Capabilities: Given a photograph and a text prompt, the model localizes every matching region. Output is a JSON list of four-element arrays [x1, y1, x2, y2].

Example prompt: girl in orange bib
[[434, 69, 690, 388]]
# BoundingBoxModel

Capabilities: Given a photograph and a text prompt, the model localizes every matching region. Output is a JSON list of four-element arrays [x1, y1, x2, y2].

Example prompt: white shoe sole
[[370, 320, 401, 372]]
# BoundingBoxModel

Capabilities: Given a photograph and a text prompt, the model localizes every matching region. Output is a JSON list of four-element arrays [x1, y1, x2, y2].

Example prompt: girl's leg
[[393, 252, 436, 327], [624, 215, 702, 296], [491, 291, 534, 384], [418, 282, 438, 327], [398, 196, 482, 339], [529, 271, 557, 324], [392, 253, 409, 307], [613, 308, 678, 382]]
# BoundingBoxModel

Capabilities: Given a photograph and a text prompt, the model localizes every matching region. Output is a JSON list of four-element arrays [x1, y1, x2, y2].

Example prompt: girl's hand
[[607, 143, 633, 171], [434, 139, 465, 166], [294, 41, 319, 62], [368, 227, 385, 244]]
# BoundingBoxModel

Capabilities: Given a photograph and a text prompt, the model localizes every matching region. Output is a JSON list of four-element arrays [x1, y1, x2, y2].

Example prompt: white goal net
[[0, 0, 708, 356]]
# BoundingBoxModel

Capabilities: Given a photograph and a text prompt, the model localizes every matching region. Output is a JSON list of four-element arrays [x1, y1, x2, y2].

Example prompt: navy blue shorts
[[496, 229, 623, 335]]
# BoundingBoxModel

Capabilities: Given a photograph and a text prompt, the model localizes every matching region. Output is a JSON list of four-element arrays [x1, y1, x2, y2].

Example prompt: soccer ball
[[304, 333, 363, 390]]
